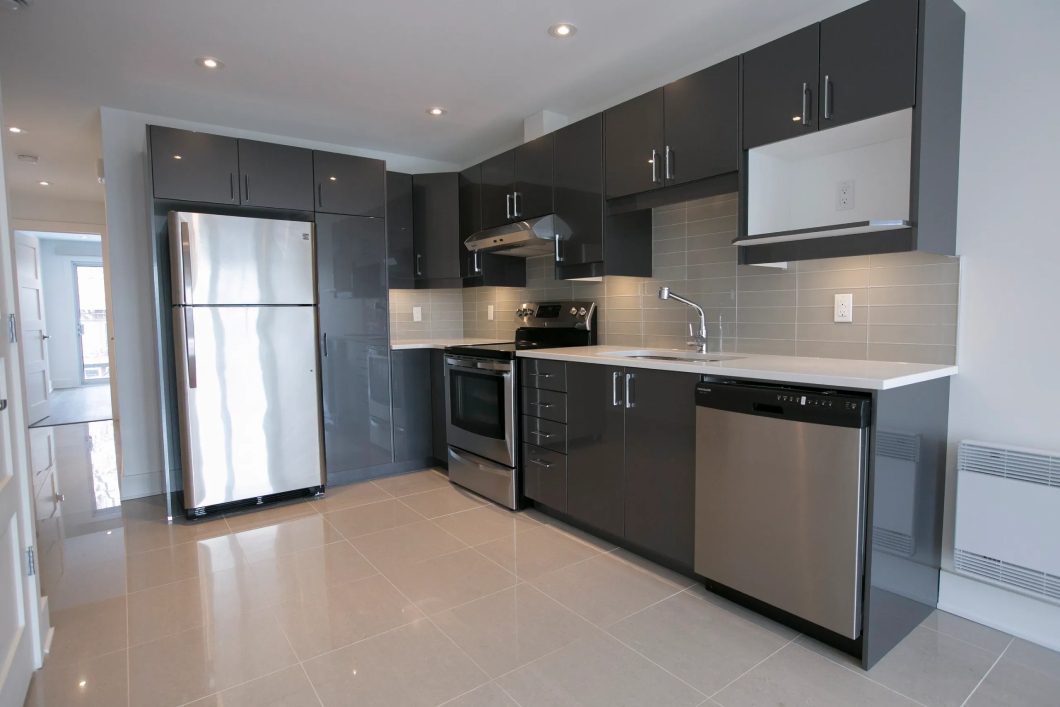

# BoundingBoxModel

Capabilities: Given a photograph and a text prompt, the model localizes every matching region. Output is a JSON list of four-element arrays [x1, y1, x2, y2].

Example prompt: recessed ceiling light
[[427, 107, 447, 117], [196, 56, 224, 70], [8, 126, 23, 133], [173, 154, 182, 160], [38, 180, 50, 186], [329, 176, 337, 181], [548, 23, 577, 38]]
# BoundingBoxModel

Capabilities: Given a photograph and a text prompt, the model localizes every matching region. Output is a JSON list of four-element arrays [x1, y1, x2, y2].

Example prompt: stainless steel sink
[[611, 351, 745, 364]]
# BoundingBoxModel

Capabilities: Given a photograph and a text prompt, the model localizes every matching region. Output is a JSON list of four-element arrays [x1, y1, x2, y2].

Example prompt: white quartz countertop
[[516, 345, 957, 390], [390, 338, 508, 350]]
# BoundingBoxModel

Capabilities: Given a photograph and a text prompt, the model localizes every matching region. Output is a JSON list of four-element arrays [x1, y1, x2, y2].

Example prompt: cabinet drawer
[[520, 359, 566, 392], [521, 387, 567, 424], [521, 415, 567, 454], [522, 443, 566, 512]]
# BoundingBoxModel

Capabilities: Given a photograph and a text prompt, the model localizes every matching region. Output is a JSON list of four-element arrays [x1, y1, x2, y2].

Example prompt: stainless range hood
[[464, 214, 569, 258]]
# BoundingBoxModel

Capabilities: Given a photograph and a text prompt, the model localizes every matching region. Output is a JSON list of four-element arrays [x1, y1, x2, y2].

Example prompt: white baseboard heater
[[954, 441, 1060, 604]]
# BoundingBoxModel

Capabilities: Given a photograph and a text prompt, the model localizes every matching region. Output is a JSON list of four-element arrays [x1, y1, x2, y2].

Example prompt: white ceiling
[[0, 0, 857, 205]]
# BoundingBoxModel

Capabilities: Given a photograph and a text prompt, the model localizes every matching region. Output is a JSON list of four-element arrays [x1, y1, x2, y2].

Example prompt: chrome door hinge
[[25, 546, 36, 577], [7, 313, 16, 344]]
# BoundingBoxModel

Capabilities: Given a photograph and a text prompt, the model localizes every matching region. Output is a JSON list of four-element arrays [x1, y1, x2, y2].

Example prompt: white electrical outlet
[[834, 293, 853, 323], [487, 304, 495, 321], [836, 179, 855, 211], [412, 306, 422, 322]]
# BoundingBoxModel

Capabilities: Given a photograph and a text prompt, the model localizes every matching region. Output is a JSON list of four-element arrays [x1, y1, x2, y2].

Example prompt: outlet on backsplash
[[834, 293, 853, 323], [836, 179, 855, 211]]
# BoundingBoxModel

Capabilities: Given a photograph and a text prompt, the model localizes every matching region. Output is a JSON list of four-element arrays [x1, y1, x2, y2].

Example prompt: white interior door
[[14, 236, 49, 424], [0, 365, 35, 707]]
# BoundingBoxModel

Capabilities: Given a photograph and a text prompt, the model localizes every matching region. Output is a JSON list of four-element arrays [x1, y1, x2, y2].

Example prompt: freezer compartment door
[[174, 305, 324, 509], [169, 211, 315, 305]]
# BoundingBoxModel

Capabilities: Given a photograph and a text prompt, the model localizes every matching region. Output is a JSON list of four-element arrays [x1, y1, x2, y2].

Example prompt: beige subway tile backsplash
[[391, 192, 960, 365]]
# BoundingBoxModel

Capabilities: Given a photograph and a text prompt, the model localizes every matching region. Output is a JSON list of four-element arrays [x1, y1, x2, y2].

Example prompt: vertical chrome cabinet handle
[[229, 173, 235, 201], [473, 251, 482, 273], [665, 146, 674, 181], [505, 193, 513, 219], [243, 174, 250, 202], [612, 370, 622, 407], [801, 82, 811, 126], [554, 238, 563, 263], [513, 192, 521, 218], [823, 75, 832, 120], [625, 372, 635, 408], [650, 149, 660, 184], [415, 253, 423, 277]]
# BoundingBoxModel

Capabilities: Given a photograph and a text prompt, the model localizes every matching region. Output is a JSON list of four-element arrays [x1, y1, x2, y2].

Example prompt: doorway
[[73, 263, 109, 385]]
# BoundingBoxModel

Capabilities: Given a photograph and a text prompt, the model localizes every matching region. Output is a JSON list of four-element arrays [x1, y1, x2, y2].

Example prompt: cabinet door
[[663, 58, 739, 186], [412, 172, 461, 280], [458, 165, 481, 278], [742, 24, 820, 149], [430, 350, 448, 464], [604, 88, 665, 199], [565, 363, 625, 538], [149, 126, 239, 204], [623, 369, 697, 567], [386, 172, 415, 288], [820, 0, 918, 129], [554, 114, 604, 267], [316, 214, 393, 475], [513, 133, 553, 220], [313, 151, 386, 217], [237, 139, 314, 210], [480, 151, 516, 229], [392, 350, 433, 463]]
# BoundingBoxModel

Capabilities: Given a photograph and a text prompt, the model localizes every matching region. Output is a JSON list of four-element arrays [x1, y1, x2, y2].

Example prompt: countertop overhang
[[390, 338, 509, 350], [516, 345, 957, 391]]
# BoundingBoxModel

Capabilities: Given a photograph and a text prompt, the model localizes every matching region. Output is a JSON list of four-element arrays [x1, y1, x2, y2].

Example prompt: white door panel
[[14, 236, 49, 424]]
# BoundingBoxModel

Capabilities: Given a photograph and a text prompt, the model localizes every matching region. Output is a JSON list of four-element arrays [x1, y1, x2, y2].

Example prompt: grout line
[[170, 663, 303, 707], [786, 638, 930, 707], [960, 637, 1013, 707], [708, 635, 799, 698]]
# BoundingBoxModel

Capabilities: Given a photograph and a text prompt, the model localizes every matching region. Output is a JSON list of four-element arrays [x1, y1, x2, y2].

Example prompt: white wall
[[940, 0, 1060, 646], [35, 239, 104, 389], [99, 107, 461, 499], [8, 191, 106, 232]]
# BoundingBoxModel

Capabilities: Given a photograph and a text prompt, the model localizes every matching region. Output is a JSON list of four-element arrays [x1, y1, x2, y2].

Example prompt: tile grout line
[[959, 637, 1013, 707], [786, 638, 929, 707], [170, 663, 304, 707], [707, 634, 800, 699]]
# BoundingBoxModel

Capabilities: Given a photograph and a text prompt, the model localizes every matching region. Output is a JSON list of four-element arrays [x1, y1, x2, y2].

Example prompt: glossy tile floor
[[25, 447, 1060, 706]]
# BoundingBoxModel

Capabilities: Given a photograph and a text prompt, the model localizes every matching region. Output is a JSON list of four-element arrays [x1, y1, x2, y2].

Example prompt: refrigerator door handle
[[180, 219, 194, 305], [185, 309, 197, 389]]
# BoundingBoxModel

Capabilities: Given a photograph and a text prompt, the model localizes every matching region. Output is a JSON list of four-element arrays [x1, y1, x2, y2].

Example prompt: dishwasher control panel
[[697, 381, 870, 428]]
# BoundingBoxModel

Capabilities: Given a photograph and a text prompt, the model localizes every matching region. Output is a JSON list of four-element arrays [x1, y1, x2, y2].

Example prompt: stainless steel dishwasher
[[694, 380, 871, 639]]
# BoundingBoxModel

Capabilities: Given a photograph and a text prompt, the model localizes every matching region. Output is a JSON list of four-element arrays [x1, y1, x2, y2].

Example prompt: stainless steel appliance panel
[[169, 212, 316, 306], [448, 446, 518, 510], [695, 406, 866, 639], [444, 356, 515, 468], [174, 305, 324, 508]]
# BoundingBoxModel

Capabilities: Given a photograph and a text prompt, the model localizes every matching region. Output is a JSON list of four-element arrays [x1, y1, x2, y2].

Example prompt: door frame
[[70, 260, 109, 386]]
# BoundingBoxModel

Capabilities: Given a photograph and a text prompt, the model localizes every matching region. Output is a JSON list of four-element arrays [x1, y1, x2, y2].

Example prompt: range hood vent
[[464, 214, 569, 258]]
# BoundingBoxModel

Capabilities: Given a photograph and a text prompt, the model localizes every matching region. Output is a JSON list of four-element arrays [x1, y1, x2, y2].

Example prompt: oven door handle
[[445, 357, 512, 373]]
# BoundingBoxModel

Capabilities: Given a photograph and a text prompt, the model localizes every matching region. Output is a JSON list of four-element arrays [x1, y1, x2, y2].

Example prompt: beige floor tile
[[608, 590, 792, 695], [274, 574, 423, 660], [475, 525, 600, 580], [384, 547, 516, 615], [432, 583, 597, 678], [122, 513, 231, 555], [714, 644, 920, 707], [185, 665, 322, 707], [278, 540, 378, 589], [128, 614, 298, 707], [351, 520, 466, 571], [531, 551, 685, 626], [24, 649, 128, 707], [323, 499, 423, 539], [309, 479, 392, 513], [303, 619, 487, 707], [47, 596, 127, 666], [497, 631, 704, 706], [921, 609, 1013, 654], [45, 554, 128, 612], [232, 513, 343, 563], [224, 498, 319, 532], [127, 576, 207, 646], [865, 626, 1005, 706], [688, 584, 800, 640], [125, 541, 209, 592], [966, 639, 1060, 707], [372, 469, 450, 497], [440, 682, 519, 707], [399, 486, 486, 518], [433, 505, 540, 546], [522, 511, 620, 553]]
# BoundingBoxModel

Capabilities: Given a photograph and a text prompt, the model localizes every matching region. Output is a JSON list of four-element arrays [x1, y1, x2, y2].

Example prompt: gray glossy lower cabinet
[[392, 350, 433, 463], [566, 364, 625, 539], [430, 350, 448, 466]]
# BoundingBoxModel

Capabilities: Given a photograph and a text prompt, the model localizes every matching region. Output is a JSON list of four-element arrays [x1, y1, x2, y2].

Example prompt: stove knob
[[569, 307, 578, 315], [578, 307, 587, 316]]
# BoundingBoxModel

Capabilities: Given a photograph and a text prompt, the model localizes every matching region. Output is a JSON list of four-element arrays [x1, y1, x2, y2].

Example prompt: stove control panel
[[516, 301, 596, 330]]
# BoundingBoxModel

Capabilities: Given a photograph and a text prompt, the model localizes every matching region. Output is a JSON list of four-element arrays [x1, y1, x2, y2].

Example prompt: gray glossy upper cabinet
[[313, 151, 386, 217], [412, 172, 461, 282], [237, 139, 315, 211], [459, 165, 526, 287], [554, 115, 604, 268], [478, 134, 555, 230], [150, 126, 239, 204], [386, 171, 416, 289], [663, 58, 739, 186], [316, 214, 393, 475], [604, 89, 664, 200], [480, 151, 516, 230], [392, 349, 433, 463], [742, 25, 821, 150]]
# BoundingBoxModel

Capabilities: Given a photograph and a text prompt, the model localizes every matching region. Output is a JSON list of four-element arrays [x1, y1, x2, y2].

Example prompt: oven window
[[449, 369, 506, 439]]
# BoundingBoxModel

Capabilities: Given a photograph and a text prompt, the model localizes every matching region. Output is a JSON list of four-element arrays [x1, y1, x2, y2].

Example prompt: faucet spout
[[657, 287, 708, 353]]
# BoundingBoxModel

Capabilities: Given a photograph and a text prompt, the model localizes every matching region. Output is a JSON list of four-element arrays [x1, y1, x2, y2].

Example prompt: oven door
[[445, 356, 515, 468]]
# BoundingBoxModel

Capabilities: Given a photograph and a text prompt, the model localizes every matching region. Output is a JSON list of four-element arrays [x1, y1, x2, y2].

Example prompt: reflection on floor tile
[[25, 452, 1055, 707]]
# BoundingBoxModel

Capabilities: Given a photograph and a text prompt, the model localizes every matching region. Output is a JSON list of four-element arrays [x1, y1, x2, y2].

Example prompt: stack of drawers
[[519, 358, 568, 512]]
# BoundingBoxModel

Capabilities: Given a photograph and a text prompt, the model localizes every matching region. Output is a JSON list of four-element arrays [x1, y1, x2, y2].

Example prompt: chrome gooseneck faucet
[[659, 287, 708, 353]]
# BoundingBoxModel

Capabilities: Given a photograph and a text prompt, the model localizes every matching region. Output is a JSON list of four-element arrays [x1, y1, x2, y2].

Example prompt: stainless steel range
[[444, 301, 596, 509]]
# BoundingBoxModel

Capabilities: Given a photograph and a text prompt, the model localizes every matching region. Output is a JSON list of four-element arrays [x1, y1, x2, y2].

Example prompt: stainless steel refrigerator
[[168, 211, 324, 511]]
